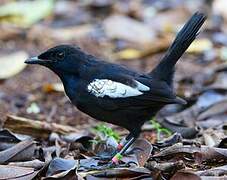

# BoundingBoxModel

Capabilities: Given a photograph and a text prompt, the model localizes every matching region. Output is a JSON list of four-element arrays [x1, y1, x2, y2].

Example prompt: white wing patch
[[87, 79, 150, 98]]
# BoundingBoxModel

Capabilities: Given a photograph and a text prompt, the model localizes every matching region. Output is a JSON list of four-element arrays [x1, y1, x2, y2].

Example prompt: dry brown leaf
[[171, 171, 201, 180], [130, 139, 153, 167]]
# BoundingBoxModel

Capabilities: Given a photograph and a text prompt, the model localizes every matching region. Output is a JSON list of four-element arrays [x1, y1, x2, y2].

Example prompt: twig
[[3, 115, 80, 139]]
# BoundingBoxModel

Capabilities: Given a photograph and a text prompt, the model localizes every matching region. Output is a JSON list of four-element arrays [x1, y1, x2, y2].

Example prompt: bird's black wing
[[86, 72, 183, 111]]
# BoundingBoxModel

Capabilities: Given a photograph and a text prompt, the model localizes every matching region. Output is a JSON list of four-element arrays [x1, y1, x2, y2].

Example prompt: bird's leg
[[112, 136, 136, 164], [94, 137, 136, 170], [94, 134, 133, 162], [116, 133, 134, 151], [116, 140, 124, 151]]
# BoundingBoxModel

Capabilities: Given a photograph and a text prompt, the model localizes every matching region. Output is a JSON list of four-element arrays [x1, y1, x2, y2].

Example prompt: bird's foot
[[111, 153, 123, 164], [94, 148, 118, 161], [88, 153, 124, 170], [97, 160, 134, 169], [102, 161, 117, 169], [87, 161, 117, 170], [87, 155, 136, 170], [93, 143, 125, 161]]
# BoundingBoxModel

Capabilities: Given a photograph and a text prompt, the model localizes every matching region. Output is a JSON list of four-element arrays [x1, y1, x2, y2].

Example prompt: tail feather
[[149, 12, 206, 85]]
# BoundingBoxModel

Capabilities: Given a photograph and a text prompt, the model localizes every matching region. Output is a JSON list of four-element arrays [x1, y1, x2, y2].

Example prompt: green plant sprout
[[150, 118, 172, 141], [91, 123, 120, 143]]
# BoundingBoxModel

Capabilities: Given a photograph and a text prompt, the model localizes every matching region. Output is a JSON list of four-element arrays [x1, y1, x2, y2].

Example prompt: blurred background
[[0, 0, 227, 136]]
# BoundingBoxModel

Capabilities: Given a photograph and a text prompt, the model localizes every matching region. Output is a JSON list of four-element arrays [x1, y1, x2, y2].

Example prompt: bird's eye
[[56, 52, 65, 60]]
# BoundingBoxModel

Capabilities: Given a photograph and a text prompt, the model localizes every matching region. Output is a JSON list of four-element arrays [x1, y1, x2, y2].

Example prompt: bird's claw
[[87, 161, 117, 170], [95, 161, 134, 170]]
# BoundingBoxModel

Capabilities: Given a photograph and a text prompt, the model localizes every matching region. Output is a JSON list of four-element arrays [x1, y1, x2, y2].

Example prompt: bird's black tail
[[149, 12, 206, 85]]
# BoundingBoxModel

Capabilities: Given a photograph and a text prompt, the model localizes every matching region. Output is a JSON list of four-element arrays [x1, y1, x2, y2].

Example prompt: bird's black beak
[[25, 56, 42, 64], [25, 56, 50, 65]]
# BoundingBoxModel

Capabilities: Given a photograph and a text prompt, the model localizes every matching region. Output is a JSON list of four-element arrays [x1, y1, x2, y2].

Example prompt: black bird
[[25, 12, 206, 164]]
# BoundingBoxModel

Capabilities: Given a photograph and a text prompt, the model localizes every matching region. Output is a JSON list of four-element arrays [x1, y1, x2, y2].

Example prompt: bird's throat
[[58, 73, 79, 102]]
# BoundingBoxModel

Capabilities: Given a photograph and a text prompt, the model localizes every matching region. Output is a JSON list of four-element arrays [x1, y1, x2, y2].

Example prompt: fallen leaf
[[145, 8, 189, 32], [145, 160, 185, 179], [85, 167, 151, 179], [212, 32, 227, 46], [196, 91, 225, 110], [171, 171, 201, 180], [114, 49, 142, 60], [193, 146, 227, 165], [0, 139, 37, 163], [219, 46, 227, 61], [28, 24, 94, 42], [46, 158, 76, 176], [128, 139, 153, 167], [113, 34, 173, 60], [8, 159, 45, 170], [213, 0, 227, 23], [153, 144, 227, 166], [202, 129, 225, 147], [0, 165, 39, 180], [197, 114, 227, 129], [0, 0, 54, 27], [159, 117, 199, 139], [0, 51, 28, 79], [103, 15, 155, 45], [49, 24, 94, 42], [155, 133, 183, 148], [197, 100, 227, 121], [206, 72, 227, 90], [46, 158, 99, 179], [0, 129, 22, 150], [187, 38, 213, 54], [0, 24, 24, 40], [62, 132, 93, 149], [4, 115, 80, 139], [196, 164, 227, 176]]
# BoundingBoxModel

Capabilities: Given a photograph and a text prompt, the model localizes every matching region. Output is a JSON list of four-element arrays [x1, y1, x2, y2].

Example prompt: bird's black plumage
[[25, 12, 206, 164]]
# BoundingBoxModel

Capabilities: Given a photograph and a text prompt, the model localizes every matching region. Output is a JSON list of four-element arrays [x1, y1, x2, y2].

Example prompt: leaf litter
[[1, 0, 227, 179]]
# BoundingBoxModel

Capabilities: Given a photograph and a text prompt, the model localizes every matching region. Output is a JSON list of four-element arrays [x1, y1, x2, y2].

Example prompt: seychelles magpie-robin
[[25, 12, 206, 164]]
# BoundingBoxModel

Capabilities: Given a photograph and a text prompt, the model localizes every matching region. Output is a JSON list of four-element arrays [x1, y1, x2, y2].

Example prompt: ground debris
[[1, 0, 227, 179], [3, 115, 81, 139]]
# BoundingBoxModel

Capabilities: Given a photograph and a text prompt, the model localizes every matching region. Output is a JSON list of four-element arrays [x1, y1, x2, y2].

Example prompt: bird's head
[[25, 45, 89, 75]]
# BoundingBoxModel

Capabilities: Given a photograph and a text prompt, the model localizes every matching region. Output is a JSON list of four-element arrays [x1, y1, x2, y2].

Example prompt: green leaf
[[92, 124, 120, 142], [150, 118, 172, 140]]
